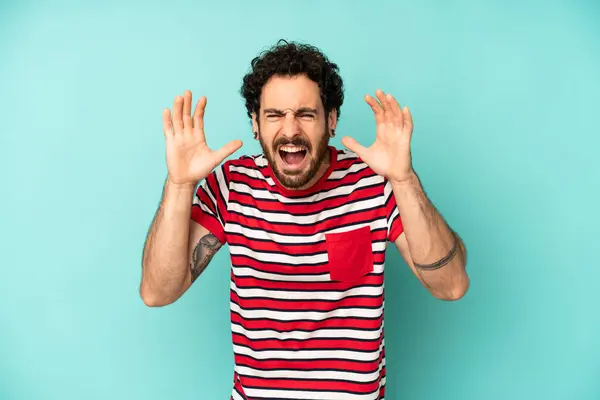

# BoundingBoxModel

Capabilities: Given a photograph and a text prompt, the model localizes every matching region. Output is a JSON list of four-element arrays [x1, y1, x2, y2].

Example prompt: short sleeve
[[190, 163, 230, 244], [384, 179, 404, 242]]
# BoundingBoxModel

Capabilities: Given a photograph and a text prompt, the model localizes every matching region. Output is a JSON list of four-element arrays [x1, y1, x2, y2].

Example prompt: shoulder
[[332, 147, 378, 177], [220, 153, 269, 180], [335, 147, 364, 166], [330, 147, 391, 200]]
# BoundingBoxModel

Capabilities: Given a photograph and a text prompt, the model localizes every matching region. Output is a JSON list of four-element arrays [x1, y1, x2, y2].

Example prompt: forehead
[[260, 74, 322, 110]]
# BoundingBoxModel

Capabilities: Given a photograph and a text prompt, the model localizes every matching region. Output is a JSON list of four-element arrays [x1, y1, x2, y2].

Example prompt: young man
[[141, 40, 469, 400]]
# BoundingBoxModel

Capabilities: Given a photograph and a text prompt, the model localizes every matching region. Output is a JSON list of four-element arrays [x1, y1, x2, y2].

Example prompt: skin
[[252, 74, 338, 190], [343, 89, 470, 300], [140, 75, 469, 307], [140, 92, 240, 306]]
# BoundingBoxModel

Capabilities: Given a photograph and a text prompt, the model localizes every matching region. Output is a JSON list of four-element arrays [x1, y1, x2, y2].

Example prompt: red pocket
[[325, 226, 374, 282]]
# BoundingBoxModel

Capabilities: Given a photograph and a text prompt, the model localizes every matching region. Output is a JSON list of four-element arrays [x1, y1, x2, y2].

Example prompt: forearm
[[141, 178, 196, 304], [391, 172, 468, 299]]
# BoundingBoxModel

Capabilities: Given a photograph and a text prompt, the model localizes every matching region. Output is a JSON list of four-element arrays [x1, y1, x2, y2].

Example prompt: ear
[[328, 109, 338, 131], [251, 112, 259, 134]]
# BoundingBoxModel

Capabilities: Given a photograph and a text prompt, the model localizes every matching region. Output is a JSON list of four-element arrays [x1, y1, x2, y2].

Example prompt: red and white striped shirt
[[191, 146, 403, 400]]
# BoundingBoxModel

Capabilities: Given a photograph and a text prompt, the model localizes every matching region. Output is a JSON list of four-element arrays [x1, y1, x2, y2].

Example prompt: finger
[[341, 136, 369, 160], [172, 96, 184, 134], [162, 108, 173, 136], [375, 89, 388, 113], [193, 96, 207, 137], [183, 90, 193, 131], [386, 93, 404, 126], [376, 89, 395, 125], [213, 139, 243, 163], [403, 106, 413, 133], [365, 94, 384, 124]]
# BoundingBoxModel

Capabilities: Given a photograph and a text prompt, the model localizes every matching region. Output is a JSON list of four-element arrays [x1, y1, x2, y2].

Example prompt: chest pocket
[[324, 225, 374, 282]]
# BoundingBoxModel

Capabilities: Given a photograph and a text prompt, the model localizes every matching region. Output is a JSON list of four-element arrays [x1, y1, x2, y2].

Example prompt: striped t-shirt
[[191, 146, 404, 400]]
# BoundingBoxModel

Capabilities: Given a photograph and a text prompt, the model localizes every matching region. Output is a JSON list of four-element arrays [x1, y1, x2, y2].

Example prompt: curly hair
[[240, 39, 344, 122]]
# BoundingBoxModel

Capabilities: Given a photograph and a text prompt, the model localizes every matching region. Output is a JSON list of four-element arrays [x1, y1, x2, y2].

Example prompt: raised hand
[[341, 89, 414, 184], [163, 90, 243, 186]]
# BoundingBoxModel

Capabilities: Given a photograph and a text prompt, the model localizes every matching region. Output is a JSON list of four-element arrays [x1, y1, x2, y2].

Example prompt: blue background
[[1, 0, 599, 399]]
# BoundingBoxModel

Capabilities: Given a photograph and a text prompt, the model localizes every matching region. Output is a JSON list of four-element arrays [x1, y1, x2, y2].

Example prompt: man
[[141, 40, 469, 400]]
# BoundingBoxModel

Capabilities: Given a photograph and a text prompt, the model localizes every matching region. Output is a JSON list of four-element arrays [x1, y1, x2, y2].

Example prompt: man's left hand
[[341, 89, 415, 184]]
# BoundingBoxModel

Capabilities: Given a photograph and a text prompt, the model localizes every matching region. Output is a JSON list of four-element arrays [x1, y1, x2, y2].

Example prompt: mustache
[[273, 136, 311, 151]]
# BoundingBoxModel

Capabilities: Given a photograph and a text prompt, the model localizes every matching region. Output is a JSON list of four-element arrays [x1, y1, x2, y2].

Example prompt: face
[[253, 74, 337, 190]]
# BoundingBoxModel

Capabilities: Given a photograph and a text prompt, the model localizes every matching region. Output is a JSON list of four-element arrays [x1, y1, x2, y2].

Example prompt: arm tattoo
[[190, 233, 222, 282], [413, 231, 459, 271]]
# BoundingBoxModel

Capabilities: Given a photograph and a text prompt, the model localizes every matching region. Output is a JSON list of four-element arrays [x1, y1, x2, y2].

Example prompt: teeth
[[280, 146, 305, 153]]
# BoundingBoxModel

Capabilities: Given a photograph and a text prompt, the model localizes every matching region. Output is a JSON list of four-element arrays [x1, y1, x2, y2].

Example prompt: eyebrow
[[263, 107, 318, 115]]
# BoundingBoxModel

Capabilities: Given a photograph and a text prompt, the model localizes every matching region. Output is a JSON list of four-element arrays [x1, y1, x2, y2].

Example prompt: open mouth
[[278, 145, 308, 167]]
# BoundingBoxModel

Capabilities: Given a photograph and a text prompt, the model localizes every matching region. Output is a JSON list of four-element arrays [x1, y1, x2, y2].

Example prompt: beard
[[259, 122, 331, 190]]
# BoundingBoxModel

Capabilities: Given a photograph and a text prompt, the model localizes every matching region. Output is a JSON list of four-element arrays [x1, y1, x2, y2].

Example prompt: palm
[[357, 138, 404, 178], [163, 91, 242, 185], [166, 136, 213, 183], [342, 90, 414, 183]]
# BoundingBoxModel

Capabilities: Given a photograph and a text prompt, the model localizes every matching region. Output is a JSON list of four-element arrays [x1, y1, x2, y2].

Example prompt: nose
[[281, 112, 300, 139]]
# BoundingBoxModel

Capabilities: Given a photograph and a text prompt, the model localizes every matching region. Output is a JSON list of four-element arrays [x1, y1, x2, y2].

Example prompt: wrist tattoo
[[190, 233, 222, 282], [413, 232, 458, 271]]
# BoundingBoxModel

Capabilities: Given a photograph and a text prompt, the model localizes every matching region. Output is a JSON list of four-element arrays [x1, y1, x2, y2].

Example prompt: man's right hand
[[163, 90, 243, 186]]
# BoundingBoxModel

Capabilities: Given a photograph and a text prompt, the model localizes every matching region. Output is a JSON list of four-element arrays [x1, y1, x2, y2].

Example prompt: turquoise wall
[[1, 0, 599, 399]]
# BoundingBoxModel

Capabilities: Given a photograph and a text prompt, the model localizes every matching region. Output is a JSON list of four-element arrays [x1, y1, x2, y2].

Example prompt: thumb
[[341, 136, 369, 160], [214, 139, 243, 163]]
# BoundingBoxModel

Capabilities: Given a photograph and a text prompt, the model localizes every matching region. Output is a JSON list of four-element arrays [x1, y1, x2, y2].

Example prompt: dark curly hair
[[240, 39, 344, 123]]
